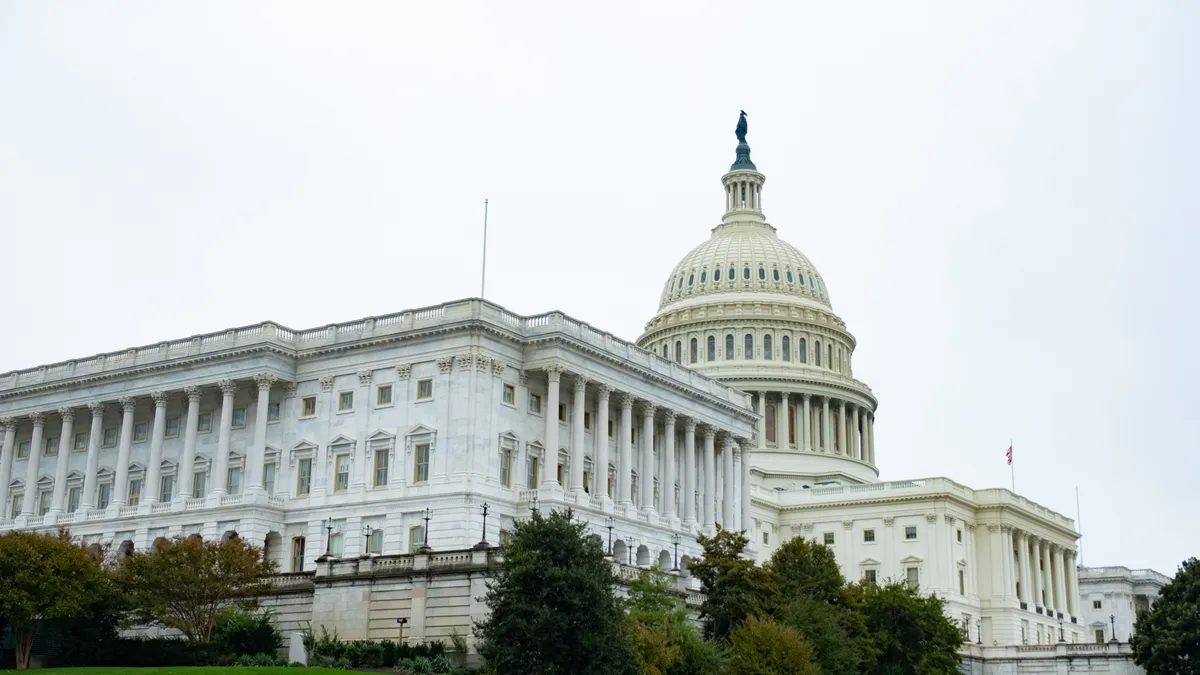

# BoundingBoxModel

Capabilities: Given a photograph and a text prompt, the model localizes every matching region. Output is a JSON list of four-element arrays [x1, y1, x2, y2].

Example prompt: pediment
[[405, 424, 436, 438], [159, 459, 177, 470], [97, 466, 114, 478], [37, 474, 55, 486], [328, 433, 356, 447], [900, 554, 924, 564], [291, 439, 319, 453], [859, 557, 881, 566], [368, 429, 396, 441], [526, 439, 544, 451], [192, 454, 211, 469], [8, 478, 23, 489], [66, 471, 84, 481], [498, 430, 520, 443]]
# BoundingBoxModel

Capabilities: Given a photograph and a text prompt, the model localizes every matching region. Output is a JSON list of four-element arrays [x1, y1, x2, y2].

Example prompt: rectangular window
[[97, 483, 112, 510], [38, 491, 52, 516], [133, 423, 148, 442], [863, 529, 875, 543], [959, 569, 966, 595], [103, 428, 118, 447], [263, 463, 276, 495], [73, 432, 89, 451], [301, 397, 317, 417], [67, 487, 81, 512], [416, 379, 434, 400], [906, 567, 920, 589], [957, 529, 963, 543], [338, 391, 354, 412], [232, 407, 247, 428], [409, 525, 426, 553], [368, 528, 383, 554], [1093, 600, 1102, 609], [905, 525, 918, 540], [376, 385, 393, 406], [17, 441, 30, 458], [267, 402, 281, 421], [1095, 630, 1105, 644], [192, 471, 207, 498], [165, 417, 181, 438], [500, 449, 512, 488], [526, 456, 539, 487], [197, 413, 213, 433], [608, 420, 614, 437], [374, 449, 389, 487], [502, 384, 516, 405], [528, 393, 542, 414], [127, 479, 143, 505], [291, 537, 306, 572], [9, 494, 21, 519], [823, 532, 835, 545], [330, 533, 344, 557], [44, 437, 59, 456], [499, 529, 511, 546], [160, 476, 174, 502], [413, 443, 431, 484], [558, 403, 567, 422], [864, 569, 878, 585], [227, 469, 243, 495], [297, 459, 312, 496], [762, 531, 770, 546], [334, 454, 350, 492]]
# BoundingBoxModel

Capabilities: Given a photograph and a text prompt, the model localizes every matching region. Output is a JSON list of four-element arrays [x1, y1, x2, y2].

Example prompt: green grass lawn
[[3, 669, 350, 674]]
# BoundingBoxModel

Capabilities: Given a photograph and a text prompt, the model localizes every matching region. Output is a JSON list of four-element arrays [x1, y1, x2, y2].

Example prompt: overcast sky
[[2, 2, 1196, 575]]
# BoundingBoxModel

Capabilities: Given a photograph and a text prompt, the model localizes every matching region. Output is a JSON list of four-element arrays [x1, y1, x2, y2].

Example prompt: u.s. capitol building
[[0, 117, 1161, 671]]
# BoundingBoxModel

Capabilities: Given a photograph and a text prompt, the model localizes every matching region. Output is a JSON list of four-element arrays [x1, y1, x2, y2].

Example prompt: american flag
[[1006, 446, 1013, 466]]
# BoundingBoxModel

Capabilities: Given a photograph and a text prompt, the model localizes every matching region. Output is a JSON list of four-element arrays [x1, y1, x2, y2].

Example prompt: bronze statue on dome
[[735, 110, 748, 143]]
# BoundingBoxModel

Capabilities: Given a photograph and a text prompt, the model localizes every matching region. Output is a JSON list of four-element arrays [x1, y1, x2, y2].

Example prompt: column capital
[[0, 416, 16, 431], [545, 364, 564, 381], [456, 352, 474, 371], [802, 392, 811, 402], [356, 370, 372, 387], [436, 356, 454, 373], [183, 386, 202, 403], [257, 373, 280, 390], [663, 411, 677, 425], [596, 382, 614, 399], [117, 396, 136, 413], [395, 363, 412, 379], [926, 513, 938, 523], [29, 411, 46, 426], [151, 391, 169, 407], [218, 380, 239, 397], [640, 402, 657, 418], [987, 523, 1000, 533], [572, 376, 588, 393], [703, 426, 716, 441], [57, 408, 75, 423], [87, 401, 104, 417], [1000, 524, 1014, 534], [619, 393, 635, 410], [284, 382, 299, 399], [684, 417, 697, 433], [943, 514, 956, 525]]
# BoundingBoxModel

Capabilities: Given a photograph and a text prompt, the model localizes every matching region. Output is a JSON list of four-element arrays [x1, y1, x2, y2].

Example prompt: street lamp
[[628, 537, 637, 566], [975, 619, 982, 645], [420, 507, 432, 553], [671, 533, 682, 572], [1109, 614, 1117, 643], [324, 517, 335, 556], [605, 516, 615, 556], [530, 496, 540, 515], [475, 502, 490, 550], [1058, 618, 1065, 643], [364, 525, 374, 556]]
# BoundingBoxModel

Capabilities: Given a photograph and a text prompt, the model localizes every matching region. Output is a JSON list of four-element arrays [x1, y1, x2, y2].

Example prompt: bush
[[213, 607, 282, 658]]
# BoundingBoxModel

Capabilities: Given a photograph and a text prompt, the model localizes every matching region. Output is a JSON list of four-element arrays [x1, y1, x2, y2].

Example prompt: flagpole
[[1010, 438, 1015, 493], [480, 199, 489, 298], [1076, 486, 1083, 565]]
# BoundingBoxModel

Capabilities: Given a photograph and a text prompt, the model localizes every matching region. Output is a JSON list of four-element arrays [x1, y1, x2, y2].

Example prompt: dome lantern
[[722, 111, 766, 225]]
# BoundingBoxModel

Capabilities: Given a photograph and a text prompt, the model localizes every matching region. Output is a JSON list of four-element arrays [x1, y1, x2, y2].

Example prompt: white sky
[[2, 2, 1196, 574]]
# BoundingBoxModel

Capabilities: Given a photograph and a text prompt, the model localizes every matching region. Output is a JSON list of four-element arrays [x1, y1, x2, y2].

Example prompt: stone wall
[[957, 642, 1142, 674]]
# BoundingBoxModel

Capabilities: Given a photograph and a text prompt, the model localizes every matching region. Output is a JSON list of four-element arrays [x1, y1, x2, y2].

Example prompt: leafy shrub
[[212, 607, 281, 658]]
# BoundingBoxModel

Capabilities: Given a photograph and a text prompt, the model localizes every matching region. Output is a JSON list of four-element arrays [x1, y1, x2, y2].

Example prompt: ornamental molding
[[619, 394, 636, 409], [57, 407, 75, 423], [319, 375, 335, 392], [456, 353, 474, 371], [436, 357, 453, 373], [944, 514, 957, 525], [790, 524, 804, 534], [518, 371, 530, 385], [987, 524, 1000, 532], [29, 411, 46, 425], [283, 382, 299, 399], [663, 411, 677, 425], [882, 516, 895, 526], [255, 373, 278, 389], [596, 382, 614, 399], [802, 523, 813, 532], [87, 401, 104, 417], [925, 513, 938, 523], [545, 364, 564, 380], [476, 355, 492, 372], [151, 391, 169, 407], [395, 363, 412, 380], [183, 386, 202, 403], [843, 520, 854, 529], [357, 370, 373, 386], [117, 396, 136, 412], [490, 359, 505, 377]]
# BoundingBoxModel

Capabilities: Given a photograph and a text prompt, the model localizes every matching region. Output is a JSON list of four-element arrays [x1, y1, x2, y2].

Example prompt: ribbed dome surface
[[658, 222, 831, 310]]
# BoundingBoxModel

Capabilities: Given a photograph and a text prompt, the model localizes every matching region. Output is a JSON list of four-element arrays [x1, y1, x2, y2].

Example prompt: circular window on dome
[[714, 268, 721, 282], [787, 270, 794, 284], [758, 267, 765, 280], [688, 274, 694, 286], [700, 270, 707, 283], [743, 267, 750, 280], [773, 269, 780, 281]]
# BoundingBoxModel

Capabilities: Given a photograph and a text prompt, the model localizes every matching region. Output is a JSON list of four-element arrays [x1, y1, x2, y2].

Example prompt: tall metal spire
[[730, 110, 756, 171]]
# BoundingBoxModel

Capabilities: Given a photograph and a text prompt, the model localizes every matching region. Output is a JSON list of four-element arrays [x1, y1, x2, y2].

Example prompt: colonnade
[[994, 525, 1081, 618], [539, 365, 752, 534], [752, 390, 874, 462]]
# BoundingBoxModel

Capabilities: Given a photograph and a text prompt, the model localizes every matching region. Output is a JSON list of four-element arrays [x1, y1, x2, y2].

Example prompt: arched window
[[678, 276, 685, 289], [707, 335, 716, 362], [782, 336, 790, 361], [700, 270, 707, 283], [773, 269, 780, 281], [763, 335, 773, 360], [690, 338, 698, 364], [714, 268, 721, 282], [799, 273, 805, 286], [787, 270, 794, 284], [743, 267, 751, 280], [725, 334, 734, 360], [675, 341, 682, 364], [758, 267, 766, 280], [799, 338, 807, 363], [815, 340, 822, 366], [765, 404, 777, 444], [729, 266, 735, 280], [688, 274, 694, 286], [828, 344, 833, 368], [663, 344, 669, 359], [744, 334, 754, 359]]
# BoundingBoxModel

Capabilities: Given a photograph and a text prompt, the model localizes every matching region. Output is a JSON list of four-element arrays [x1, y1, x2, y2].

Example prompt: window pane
[[68, 487, 81, 512], [291, 537, 306, 572], [198, 413, 213, 432], [338, 392, 354, 411], [409, 526, 426, 552], [707, 336, 715, 361], [503, 384, 515, 405], [765, 404, 776, 444], [690, 338, 698, 364], [500, 450, 512, 487], [98, 484, 111, 510], [232, 409, 246, 427], [782, 336, 790, 361], [160, 476, 174, 502], [193, 472, 207, 497], [764, 335, 773, 360], [799, 338, 807, 363], [377, 385, 393, 406], [297, 459, 312, 496], [374, 450, 389, 487], [264, 464, 276, 495], [301, 397, 316, 416], [227, 469, 242, 495], [133, 424, 148, 442], [417, 380, 433, 399], [744, 334, 754, 359], [128, 479, 142, 505], [414, 444, 430, 483], [165, 417, 181, 437], [335, 455, 350, 492], [267, 402, 281, 421], [725, 335, 734, 359]]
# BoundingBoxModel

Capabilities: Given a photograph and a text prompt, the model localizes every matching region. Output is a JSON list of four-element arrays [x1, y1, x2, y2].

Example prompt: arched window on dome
[[675, 341, 682, 364], [799, 337, 807, 363], [743, 267, 750, 280], [758, 267, 766, 281], [782, 336, 790, 362], [787, 270, 794, 284], [678, 276, 684, 290], [690, 338, 698, 364], [773, 269, 780, 281], [700, 270, 707, 284], [729, 266, 735, 281], [688, 274, 694, 287], [744, 334, 754, 360], [808, 275, 814, 289], [714, 268, 721, 282], [827, 344, 833, 369], [707, 336, 716, 362], [763, 335, 773, 360], [765, 404, 777, 445], [725, 334, 734, 360], [662, 344, 669, 359], [814, 340, 822, 366], [799, 273, 805, 286]]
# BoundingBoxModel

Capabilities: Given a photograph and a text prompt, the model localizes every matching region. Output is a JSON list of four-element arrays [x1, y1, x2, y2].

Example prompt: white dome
[[658, 221, 832, 312]]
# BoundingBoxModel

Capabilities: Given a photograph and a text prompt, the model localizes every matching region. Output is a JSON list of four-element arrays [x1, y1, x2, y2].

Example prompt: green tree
[[848, 580, 964, 675], [690, 529, 777, 642], [0, 530, 109, 670], [1131, 557, 1200, 675], [475, 509, 637, 675], [626, 567, 728, 675], [728, 616, 819, 675], [766, 536, 847, 606], [115, 534, 275, 642]]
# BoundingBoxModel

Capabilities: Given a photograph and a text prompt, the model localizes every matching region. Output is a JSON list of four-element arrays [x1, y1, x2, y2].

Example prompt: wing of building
[[0, 115, 1167, 669]]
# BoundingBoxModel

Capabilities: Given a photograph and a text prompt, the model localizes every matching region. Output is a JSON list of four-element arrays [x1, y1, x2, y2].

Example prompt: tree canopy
[[729, 616, 820, 675], [1131, 557, 1200, 675], [847, 580, 964, 675], [689, 529, 777, 642], [115, 534, 275, 642], [0, 530, 109, 669]]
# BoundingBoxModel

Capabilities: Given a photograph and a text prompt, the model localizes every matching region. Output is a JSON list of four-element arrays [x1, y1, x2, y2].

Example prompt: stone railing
[[264, 572, 316, 592], [963, 640, 1134, 661]]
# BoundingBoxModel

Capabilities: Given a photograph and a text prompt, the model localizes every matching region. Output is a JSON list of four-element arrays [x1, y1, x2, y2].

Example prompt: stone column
[[740, 441, 752, 537], [277, 383, 298, 497], [618, 394, 634, 508], [722, 435, 735, 528], [20, 413, 46, 515], [0, 418, 16, 516], [1051, 545, 1066, 613], [177, 387, 201, 500], [570, 377, 588, 498], [110, 399, 135, 508], [81, 404, 103, 510], [756, 392, 767, 449], [702, 428, 716, 531], [1066, 550, 1079, 616], [248, 374, 275, 493], [683, 419, 697, 526], [867, 413, 875, 463], [542, 366, 563, 487], [1002, 526, 1016, 599], [822, 398, 831, 453], [640, 404, 656, 512], [51, 409, 75, 513], [987, 524, 1002, 599], [850, 406, 861, 460], [1016, 530, 1031, 605], [595, 384, 612, 503], [663, 412, 677, 518], [801, 394, 811, 452], [353, 371, 371, 490], [837, 401, 847, 456], [1031, 538, 1044, 609], [144, 392, 169, 503], [779, 393, 790, 449], [212, 380, 238, 497]]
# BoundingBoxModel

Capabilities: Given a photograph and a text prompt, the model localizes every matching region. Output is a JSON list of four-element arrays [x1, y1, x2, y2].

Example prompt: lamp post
[[420, 507, 432, 553], [1058, 618, 1065, 642], [1109, 614, 1117, 643], [396, 617, 408, 645], [364, 525, 374, 556], [324, 517, 335, 556], [671, 533, 682, 572], [475, 502, 490, 550], [530, 496, 540, 515], [975, 619, 982, 645], [605, 515, 615, 556], [628, 537, 636, 566]]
